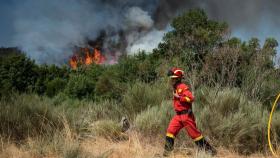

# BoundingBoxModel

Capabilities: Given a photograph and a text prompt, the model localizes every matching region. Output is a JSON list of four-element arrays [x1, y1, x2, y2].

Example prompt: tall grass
[[133, 86, 280, 154], [0, 94, 62, 141], [122, 81, 170, 119], [90, 120, 127, 141], [134, 101, 173, 136], [21, 116, 84, 158], [194, 87, 280, 154], [0, 93, 124, 140], [59, 99, 123, 134], [1, 86, 279, 156]]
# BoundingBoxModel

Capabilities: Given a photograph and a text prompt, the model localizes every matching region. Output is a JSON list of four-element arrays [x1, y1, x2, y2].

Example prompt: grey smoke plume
[[126, 29, 166, 53], [125, 7, 154, 29], [12, 0, 163, 64], [9, 0, 280, 64]]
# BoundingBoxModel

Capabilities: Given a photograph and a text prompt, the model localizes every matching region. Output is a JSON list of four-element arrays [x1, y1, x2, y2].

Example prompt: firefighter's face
[[170, 78, 178, 86]]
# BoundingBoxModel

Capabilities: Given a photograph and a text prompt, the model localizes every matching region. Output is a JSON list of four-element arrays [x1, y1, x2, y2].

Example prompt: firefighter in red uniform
[[163, 67, 216, 156]]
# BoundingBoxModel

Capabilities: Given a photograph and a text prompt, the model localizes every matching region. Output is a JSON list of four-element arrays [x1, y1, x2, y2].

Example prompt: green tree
[[0, 53, 38, 95], [95, 66, 126, 100], [45, 78, 67, 97], [34, 64, 69, 95], [154, 9, 228, 68], [64, 74, 95, 99]]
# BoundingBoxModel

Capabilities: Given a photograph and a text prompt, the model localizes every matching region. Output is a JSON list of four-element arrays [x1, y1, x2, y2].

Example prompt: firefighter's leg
[[163, 134, 175, 156], [194, 137, 217, 156], [163, 115, 183, 157], [182, 114, 217, 155]]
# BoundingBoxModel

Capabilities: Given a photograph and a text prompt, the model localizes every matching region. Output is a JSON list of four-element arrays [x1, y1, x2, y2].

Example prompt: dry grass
[[80, 132, 161, 158], [0, 144, 32, 158], [0, 131, 276, 158]]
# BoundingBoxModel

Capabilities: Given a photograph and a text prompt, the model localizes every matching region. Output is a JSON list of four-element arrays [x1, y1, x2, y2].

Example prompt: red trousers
[[166, 113, 203, 141]]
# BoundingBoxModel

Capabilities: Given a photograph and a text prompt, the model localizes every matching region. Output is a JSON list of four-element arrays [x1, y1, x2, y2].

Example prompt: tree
[[34, 64, 69, 95], [154, 9, 228, 68], [64, 74, 95, 99], [45, 78, 67, 97], [0, 53, 38, 95]]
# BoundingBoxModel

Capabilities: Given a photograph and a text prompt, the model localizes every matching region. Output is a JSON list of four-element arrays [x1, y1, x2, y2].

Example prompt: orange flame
[[93, 48, 105, 64], [69, 55, 78, 70], [69, 47, 106, 69], [85, 48, 93, 65]]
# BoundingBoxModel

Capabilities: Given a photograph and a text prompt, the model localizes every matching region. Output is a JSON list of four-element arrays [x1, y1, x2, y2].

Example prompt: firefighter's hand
[[173, 92, 180, 99]]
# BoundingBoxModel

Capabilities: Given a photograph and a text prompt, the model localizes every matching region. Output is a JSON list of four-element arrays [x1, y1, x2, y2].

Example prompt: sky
[[0, 1, 15, 47], [0, 0, 279, 64]]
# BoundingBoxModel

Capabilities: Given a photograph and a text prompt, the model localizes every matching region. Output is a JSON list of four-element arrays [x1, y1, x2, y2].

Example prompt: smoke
[[123, 7, 167, 55], [126, 29, 166, 53], [11, 0, 162, 64], [12, 0, 124, 64], [8, 0, 280, 64], [125, 7, 154, 29]]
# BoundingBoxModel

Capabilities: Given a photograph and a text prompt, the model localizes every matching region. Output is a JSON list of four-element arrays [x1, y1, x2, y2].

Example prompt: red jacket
[[173, 83, 195, 112]]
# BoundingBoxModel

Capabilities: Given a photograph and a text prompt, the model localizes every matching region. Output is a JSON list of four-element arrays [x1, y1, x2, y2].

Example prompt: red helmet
[[167, 67, 184, 78]]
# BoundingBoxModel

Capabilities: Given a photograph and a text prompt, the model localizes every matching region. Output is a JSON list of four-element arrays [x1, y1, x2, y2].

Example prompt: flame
[[93, 48, 105, 64], [85, 48, 93, 65], [69, 55, 78, 70], [69, 47, 106, 69]]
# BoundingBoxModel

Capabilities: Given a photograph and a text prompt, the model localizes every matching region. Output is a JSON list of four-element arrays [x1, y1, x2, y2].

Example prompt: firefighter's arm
[[178, 89, 194, 103]]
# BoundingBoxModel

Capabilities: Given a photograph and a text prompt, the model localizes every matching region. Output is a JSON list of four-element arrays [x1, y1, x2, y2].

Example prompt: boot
[[195, 138, 217, 156], [163, 136, 174, 157]]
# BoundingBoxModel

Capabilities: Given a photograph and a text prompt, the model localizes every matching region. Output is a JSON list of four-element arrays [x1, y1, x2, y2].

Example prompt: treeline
[[0, 50, 159, 100]]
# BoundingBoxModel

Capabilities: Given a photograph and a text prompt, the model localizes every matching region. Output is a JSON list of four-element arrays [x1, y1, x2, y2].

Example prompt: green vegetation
[[0, 9, 279, 156]]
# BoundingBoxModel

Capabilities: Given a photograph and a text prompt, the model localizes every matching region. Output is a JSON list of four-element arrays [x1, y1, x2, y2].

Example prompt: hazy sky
[[0, 1, 16, 47]]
